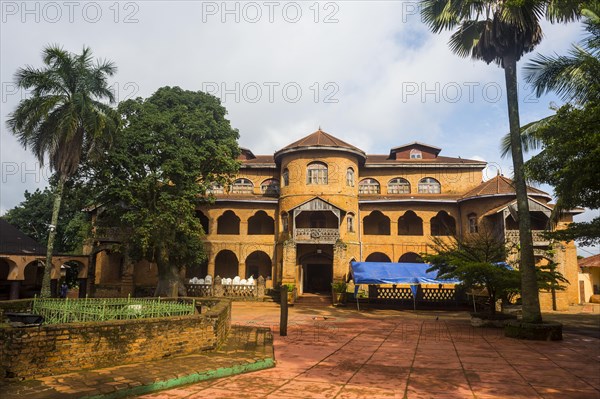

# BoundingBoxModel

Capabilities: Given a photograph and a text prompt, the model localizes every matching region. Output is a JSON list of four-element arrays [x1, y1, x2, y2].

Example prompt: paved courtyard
[[137, 302, 600, 399]]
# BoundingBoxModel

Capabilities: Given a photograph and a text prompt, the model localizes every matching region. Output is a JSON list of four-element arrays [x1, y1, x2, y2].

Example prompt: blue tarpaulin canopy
[[350, 262, 460, 310], [350, 262, 460, 285]]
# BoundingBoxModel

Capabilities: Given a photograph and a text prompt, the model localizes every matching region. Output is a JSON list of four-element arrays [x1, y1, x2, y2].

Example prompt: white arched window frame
[[261, 179, 280, 195], [418, 177, 441, 194], [208, 182, 224, 194], [468, 213, 478, 233], [388, 178, 410, 194], [359, 178, 381, 194], [346, 168, 355, 187], [282, 168, 289, 186], [231, 178, 254, 194], [347, 213, 355, 233], [307, 162, 328, 185]]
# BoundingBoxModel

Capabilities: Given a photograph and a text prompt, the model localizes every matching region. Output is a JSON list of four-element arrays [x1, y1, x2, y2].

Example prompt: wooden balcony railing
[[505, 230, 550, 246], [294, 228, 340, 243]]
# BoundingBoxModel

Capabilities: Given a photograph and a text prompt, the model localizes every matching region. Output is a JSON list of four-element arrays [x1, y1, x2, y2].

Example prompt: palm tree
[[7, 45, 118, 297], [500, 3, 600, 156], [420, 0, 579, 323]]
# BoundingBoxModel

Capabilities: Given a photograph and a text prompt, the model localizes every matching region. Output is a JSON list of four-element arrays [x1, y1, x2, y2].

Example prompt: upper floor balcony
[[505, 230, 551, 246]]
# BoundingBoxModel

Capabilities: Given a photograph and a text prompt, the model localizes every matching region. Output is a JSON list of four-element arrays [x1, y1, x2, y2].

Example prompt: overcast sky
[[1, 1, 597, 256]]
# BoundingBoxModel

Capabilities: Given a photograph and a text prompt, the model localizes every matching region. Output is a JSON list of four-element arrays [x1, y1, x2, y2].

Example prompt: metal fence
[[31, 296, 196, 324]]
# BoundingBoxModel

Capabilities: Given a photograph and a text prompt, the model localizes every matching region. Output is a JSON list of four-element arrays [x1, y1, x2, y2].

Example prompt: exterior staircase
[[295, 293, 332, 307]]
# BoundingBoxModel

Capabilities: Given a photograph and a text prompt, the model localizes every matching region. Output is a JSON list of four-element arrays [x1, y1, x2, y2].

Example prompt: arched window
[[388, 178, 410, 194], [282, 168, 289, 186], [196, 210, 209, 234], [217, 211, 240, 235], [430, 211, 456, 236], [231, 178, 254, 194], [398, 252, 423, 263], [363, 211, 390, 235], [248, 211, 275, 235], [358, 178, 380, 194], [365, 252, 391, 262], [307, 162, 328, 184], [347, 213, 355, 233], [208, 182, 224, 194], [418, 177, 441, 194], [281, 212, 289, 233], [410, 149, 422, 159], [398, 211, 423, 235], [261, 179, 280, 195], [346, 168, 355, 187], [215, 250, 239, 278], [468, 213, 478, 233]]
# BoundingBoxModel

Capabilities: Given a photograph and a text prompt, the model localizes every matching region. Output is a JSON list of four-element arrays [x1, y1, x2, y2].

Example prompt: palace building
[[92, 129, 582, 310]]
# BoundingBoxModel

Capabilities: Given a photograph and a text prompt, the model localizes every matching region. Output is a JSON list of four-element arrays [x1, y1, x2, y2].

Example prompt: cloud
[[0, 1, 594, 255]]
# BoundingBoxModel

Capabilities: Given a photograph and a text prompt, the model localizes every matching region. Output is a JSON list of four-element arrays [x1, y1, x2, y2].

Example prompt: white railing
[[294, 228, 340, 243]]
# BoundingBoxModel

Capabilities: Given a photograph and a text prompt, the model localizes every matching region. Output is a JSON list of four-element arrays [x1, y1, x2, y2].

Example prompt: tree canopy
[[6, 45, 118, 297], [90, 86, 240, 296], [2, 176, 92, 254], [422, 231, 519, 314], [525, 101, 600, 246]]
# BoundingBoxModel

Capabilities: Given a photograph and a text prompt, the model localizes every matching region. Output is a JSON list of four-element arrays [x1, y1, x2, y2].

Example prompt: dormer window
[[410, 149, 422, 159]]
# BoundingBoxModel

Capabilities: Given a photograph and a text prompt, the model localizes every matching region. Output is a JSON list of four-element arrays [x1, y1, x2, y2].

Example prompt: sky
[[0, 0, 598, 257]]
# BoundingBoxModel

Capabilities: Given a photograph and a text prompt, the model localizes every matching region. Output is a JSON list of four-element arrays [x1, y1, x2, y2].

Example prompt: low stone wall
[[0, 298, 231, 381]]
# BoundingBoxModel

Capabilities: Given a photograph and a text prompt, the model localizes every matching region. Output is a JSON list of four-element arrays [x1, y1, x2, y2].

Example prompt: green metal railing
[[31, 296, 196, 324]]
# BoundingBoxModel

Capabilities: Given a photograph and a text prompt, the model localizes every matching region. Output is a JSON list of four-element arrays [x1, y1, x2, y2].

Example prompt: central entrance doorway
[[298, 244, 333, 295], [303, 263, 333, 293]]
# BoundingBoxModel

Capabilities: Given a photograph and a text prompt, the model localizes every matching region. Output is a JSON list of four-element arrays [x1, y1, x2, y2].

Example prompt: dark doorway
[[303, 263, 332, 294]]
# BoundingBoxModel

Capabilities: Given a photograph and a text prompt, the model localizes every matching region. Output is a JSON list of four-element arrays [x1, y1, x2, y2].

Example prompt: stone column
[[281, 241, 297, 284], [9, 280, 21, 300], [238, 261, 246, 279], [257, 276, 265, 298], [333, 241, 348, 281], [213, 276, 224, 297], [207, 257, 216, 278]]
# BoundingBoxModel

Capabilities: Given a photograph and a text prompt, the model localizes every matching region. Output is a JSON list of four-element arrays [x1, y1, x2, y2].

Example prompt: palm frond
[[448, 20, 486, 57], [499, 113, 555, 158]]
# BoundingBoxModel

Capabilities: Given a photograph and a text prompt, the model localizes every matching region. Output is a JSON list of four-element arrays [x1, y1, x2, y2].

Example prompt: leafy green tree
[[422, 231, 520, 315], [499, 3, 599, 246], [524, 101, 600, 246], [6, 46, 118, 297], [420, 0, 580, 323], [90, 86, 240, 296], [500, 2, 600, 155], [2, 176, 92, 254]]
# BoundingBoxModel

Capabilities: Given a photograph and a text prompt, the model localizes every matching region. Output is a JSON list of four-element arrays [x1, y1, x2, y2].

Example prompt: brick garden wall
[[0, 298, 231, 381]]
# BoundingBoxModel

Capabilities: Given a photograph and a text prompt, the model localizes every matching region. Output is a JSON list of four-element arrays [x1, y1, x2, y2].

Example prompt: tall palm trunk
[[503, 54, 542, 324], [40, 174, 67, 298]]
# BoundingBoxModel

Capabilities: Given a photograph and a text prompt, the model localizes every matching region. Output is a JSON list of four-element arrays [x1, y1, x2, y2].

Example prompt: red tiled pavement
[[136, 302, 600, 399]]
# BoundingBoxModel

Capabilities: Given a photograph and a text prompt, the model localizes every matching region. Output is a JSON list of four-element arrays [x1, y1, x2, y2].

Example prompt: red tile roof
[[462, 175, 550, 199], [274, 129, 366, 161], [579, 254, 600, 268], [364, 154, 484, 165]]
